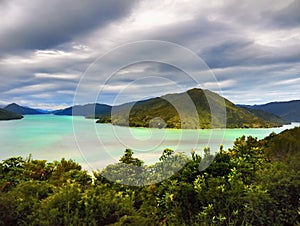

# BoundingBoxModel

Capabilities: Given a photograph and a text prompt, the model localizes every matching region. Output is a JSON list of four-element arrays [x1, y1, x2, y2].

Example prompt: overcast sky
[[0, 0, 299, 109]]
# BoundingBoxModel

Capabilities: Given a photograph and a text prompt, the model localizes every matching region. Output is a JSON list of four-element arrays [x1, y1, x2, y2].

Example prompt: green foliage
[[159, 148, 174, 161], [120, 149, 144, 166], [0, 127, 299, 225], [263, 127, 300, 164]]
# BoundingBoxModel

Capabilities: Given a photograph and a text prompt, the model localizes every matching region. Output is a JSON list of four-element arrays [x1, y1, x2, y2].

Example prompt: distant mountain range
[[0, 108, 23, 120], [4, 103, 46, 115], [239, 107, 287, 125], [3, 89, 299, 127], [53, 103, 111, 116], [96, 88, 286, 129], [240, 100, 300, 122]]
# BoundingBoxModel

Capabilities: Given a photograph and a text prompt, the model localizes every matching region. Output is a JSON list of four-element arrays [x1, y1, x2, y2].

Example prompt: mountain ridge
[[54, 103, 112, 116], [96, 88, 285, 129], [0, 108, 23, 120], [4, 103, 47, 115], [240, 100, 300, 122], [2, 89, 293, 127]]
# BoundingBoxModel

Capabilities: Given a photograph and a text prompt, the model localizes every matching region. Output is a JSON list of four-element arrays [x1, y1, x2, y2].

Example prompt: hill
[[242, 100, 300, 122], [239, 106, 287, 126], [0, 108, 23, 120], [4, 103, 46, 115], [96, 88, 283, 129], [54, 103, 112, 117], [262, 126, 300, 165]]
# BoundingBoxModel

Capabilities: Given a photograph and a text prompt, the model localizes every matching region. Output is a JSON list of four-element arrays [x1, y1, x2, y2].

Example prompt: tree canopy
[[0, 127, 299, 225]]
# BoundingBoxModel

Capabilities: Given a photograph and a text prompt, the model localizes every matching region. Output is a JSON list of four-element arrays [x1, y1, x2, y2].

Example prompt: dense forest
[[0, 127, 299, 225]]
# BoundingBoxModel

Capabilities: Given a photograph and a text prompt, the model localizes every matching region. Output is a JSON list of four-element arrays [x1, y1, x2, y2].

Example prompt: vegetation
[[0, 127, 299, 225], [96, 88, 284, 129], [0, 108, 23, 120]]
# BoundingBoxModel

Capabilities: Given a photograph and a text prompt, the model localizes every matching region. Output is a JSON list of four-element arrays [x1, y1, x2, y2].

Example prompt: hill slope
[[4, 103, 46, 115], [54, 103, 112, 117], [262, 126, 300, 166], [243, 100, 300, 122], [239, 106, 287, 126], [0, 108, 23, 120], [96, 88, 283, 129]]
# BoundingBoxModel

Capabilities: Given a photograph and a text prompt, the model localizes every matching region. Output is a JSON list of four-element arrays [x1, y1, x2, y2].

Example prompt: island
[[95, 88, 287, 129]]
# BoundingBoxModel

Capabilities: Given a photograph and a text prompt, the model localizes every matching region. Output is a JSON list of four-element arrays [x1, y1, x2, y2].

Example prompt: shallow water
[[0, 115, 298, 170]]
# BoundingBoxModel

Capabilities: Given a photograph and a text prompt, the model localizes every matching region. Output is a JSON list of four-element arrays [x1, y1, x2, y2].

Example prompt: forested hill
[[263, 126, 300, 164], [96, 88, 285, 128], [239, 106, 287, 125], [0, 108, 23, 120]]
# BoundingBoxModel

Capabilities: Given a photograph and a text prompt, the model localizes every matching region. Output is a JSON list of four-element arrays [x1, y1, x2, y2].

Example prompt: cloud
[[203, 79, 237, 90], [264, 0, 300, 29], [35, 73, 80, 80], [0, 0, 299, 109], [0, 0, 138, 53]]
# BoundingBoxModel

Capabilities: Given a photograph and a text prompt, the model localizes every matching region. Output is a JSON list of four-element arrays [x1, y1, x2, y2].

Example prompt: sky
[[0, 0, 299, 110]]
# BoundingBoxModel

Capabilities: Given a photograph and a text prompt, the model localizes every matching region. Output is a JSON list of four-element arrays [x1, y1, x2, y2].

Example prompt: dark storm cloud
[[129, 3, 300, 70], [0, 0, 299, 108], [0, 0, 138, 53], [201, 40, 255, 68], [201, 40, 300, 68], [264, 0, 300, 28]]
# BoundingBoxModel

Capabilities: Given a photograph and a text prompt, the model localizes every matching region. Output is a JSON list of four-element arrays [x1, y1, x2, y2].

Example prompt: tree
[[119, 149, 143, 166]]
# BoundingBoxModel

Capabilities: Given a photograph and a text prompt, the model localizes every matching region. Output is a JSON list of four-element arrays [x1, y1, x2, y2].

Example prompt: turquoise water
[[0, 115, 298, 171]]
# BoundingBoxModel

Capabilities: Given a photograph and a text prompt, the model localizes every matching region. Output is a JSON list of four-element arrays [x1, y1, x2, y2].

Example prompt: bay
[[0, 115, 298, 171]]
